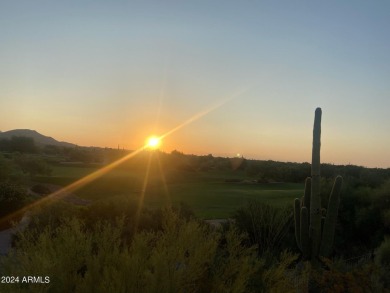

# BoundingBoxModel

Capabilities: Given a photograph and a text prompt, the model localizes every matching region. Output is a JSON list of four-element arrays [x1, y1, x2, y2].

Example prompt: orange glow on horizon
[[0, 88, 250, 228]]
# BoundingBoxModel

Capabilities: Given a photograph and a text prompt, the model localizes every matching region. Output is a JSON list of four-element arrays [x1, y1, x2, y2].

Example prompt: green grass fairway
[[146, 181, 302, 218], [36, 164, 304, 219]]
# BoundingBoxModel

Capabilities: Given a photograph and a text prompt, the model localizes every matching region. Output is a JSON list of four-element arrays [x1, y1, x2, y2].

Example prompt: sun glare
[[146, 136, 161, 149]]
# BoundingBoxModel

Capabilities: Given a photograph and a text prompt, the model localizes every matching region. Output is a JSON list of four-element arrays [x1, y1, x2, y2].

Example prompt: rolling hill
[[0, 129, 76, 148]]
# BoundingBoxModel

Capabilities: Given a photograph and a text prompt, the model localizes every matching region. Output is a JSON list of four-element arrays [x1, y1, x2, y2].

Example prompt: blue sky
[[1, 1, 389, 167]]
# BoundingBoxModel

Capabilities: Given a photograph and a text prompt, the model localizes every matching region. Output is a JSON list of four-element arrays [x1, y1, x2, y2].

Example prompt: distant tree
[[228, 156, 247, 171], [245, 161, 260, 177], [13, 154, 52, 178], [0, 154, 13, 182], [170, 149, 184, 156], [0, 138, 10, 152], [67, 148, 91, 163], [359, 168, 384, 188], [8, 136, 37, 153], [341, 165, 362, 181], [215, 157, 230, 170], [42, 144, 61, 156]]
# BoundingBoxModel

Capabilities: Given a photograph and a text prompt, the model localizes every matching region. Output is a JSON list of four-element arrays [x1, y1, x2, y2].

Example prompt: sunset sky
[[1, 1, 389, 168]]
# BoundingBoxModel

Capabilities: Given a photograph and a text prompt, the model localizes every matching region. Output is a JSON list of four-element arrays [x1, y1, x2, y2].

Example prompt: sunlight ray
[[0, 85, 253, 228], [160, 85, 253, 140], [133, 151, 153, 233], [0, 147, 144, 227], [156, 153, 171, 202]]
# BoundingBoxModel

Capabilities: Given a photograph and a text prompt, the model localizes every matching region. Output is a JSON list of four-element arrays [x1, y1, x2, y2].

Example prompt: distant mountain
[[0, 129, 77, 148]]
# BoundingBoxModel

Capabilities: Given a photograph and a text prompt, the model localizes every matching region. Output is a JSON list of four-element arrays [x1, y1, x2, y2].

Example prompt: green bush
[[0, 209, 261, 293], [311, 258, 380, 293], [31, 184, 52, 195], [337, 179, 390, 257], [233, 200, 292, 257], [261, 251, 301, 292], [0, 181, 28, 229], [13, 154, 52, 177], [375, 236, 390, 289], [24, 201, 82, 237], [0, 155, 13, 182], [209, 226, 262, 292]]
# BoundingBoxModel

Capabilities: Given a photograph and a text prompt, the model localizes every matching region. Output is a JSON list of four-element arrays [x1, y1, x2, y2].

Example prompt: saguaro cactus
[[294, 108, 343, 263]]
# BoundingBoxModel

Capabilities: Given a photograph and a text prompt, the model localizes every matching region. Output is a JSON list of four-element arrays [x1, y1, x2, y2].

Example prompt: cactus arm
[[310, 108, 322, 260], [319, 176, 343, 257], [300, 207, 310, 259], [294, 198, 302, 250], [303, 177, 311, 209]]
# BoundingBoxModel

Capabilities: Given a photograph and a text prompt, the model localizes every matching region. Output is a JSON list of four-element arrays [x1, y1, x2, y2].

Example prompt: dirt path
[[0, 213, 30, 255], [0, 228, 13, 255], [204, 219, 232, 229]]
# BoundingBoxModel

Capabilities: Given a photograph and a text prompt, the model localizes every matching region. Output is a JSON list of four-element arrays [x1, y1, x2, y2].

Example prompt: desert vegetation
[[0, 110, 390, 292]]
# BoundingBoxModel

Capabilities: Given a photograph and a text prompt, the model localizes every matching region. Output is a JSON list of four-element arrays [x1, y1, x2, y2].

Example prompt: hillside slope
[[0, 129, 76, 147]]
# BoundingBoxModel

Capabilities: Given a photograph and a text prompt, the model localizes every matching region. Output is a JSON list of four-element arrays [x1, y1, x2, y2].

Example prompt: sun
[[146, 136, 161, 149]]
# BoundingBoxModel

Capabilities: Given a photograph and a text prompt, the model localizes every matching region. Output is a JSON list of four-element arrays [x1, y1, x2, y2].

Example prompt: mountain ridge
[[0, 129, 77, 148]]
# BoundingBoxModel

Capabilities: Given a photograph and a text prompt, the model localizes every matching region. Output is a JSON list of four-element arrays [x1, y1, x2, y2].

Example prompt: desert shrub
[[128, 209, 220, 293], [82, 196, 196, 236], [207, 225, 262, 292], [0, 182, 27, 211], [0, 208, 261, 293], [24, 201, 82, 237], [0, 181, 29, 229], [372, 179, 390, 234], [260, 251, 302, 293], [13, 154, 52, 177], [337, 179, 390, 256], [81, 195, 165, 238], [1, 217, 93, 293], [233, 200, 292, 256], [31, 183, 52, 195], [310, 258, 380, 293], [375, 236, 390, 289], [81, 195, 137, 224], [172, 201, 196, 220], [0, 154, 13, 182]]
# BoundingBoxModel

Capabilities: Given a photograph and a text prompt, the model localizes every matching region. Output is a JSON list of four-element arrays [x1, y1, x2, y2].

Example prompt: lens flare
[[146, 136, 161, 149], [0, 84, 254, 229]]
